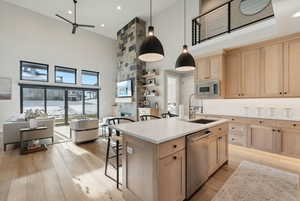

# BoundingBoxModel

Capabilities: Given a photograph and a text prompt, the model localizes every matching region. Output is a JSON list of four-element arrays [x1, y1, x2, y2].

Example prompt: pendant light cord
[[150, 0, 152, 26], [184, 0, 186, 45]]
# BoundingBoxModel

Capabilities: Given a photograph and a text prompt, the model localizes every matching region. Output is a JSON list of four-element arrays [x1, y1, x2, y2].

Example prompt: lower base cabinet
[[249, 126, 275, 153], [280, 129, 300, 158], [159, 150, 186, 201]]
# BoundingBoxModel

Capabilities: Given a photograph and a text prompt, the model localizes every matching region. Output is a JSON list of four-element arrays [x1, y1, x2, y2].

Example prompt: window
[[81, 70, 99, 86], [20, 61, 48, 82], [22, 87, 45, 113], [55, 66, 76, 84]]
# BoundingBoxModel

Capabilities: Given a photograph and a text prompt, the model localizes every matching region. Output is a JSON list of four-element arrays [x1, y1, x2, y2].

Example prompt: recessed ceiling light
[[101, 24, 105, 27], [117, 6, 122, 10], [292, 11, 300, 18], [68, 10, 72, 15]]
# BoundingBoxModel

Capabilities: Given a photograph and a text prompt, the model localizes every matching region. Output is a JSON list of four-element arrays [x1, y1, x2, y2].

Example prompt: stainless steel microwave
[[196, 80, 220, 98]]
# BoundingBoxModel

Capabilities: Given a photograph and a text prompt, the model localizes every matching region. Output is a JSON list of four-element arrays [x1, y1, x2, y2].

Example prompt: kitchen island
[[112, 118, 229, 201]]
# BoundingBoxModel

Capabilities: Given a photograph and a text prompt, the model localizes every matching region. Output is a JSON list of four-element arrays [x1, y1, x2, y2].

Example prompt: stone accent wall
[[116, 17, 146, 119]]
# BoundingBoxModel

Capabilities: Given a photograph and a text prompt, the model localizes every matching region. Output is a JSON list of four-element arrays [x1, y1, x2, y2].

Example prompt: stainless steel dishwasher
[[187, 129, 211, 198]]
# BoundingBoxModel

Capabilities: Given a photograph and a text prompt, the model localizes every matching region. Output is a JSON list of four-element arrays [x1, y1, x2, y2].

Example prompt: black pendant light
[[175, 0, 196, 71], [138, 0, 164, 62]]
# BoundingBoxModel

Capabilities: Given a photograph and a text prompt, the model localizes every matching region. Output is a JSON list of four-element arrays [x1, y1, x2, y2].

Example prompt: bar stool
[[104, 117, 135, 189], [161, 111, 179, 118], [140, 115, 161, 121]]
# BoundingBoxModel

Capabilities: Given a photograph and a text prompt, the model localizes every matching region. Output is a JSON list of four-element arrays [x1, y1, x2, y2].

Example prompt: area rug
[[212, 161, 300, 201]]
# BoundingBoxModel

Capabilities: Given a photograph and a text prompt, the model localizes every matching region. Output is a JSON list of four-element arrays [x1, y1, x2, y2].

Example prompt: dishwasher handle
[[189, 133, 210, 142]]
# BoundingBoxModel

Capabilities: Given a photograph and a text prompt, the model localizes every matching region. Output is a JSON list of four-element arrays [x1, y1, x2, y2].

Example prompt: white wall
[[148, 0, 300, 120], [0, 1, 117, 129]]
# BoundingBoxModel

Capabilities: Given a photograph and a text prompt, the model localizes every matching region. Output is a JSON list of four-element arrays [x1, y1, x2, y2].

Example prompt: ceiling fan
[[56, 0, 95, 34]]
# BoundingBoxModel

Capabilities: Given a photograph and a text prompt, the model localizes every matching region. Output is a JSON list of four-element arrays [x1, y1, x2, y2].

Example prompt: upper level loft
[[192, 0, 274, 46]]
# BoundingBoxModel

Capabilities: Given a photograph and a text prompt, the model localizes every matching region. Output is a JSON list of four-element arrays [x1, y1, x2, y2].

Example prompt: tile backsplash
[[193, 98, 300, 120]]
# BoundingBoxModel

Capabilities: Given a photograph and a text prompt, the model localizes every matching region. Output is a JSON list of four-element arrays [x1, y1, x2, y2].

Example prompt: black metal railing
[[192, 0, 274, 46]]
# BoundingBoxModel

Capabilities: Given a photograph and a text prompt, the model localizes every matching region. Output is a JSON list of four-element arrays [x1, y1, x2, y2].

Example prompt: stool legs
[[116, 140, 120, 189], [104, 138, 110, 177]]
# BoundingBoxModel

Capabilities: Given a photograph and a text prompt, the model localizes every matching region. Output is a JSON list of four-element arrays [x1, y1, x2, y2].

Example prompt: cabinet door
[[225, 53, 242, 98], [218, 134, 228, 165], [280, 129, 300, 158], [283, 39, 300, 97], [261, 43, 284, 97], [241, 49, 261, 97], [249, 126, 275, 153], [208, 136, 218, 176], [209, 55, 222, 80], [159, 150, 186, 201], [197, 57, 211, 80]]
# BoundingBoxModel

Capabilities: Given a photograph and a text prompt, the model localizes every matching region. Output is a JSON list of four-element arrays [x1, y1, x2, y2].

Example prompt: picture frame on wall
[[0, 77, 12, 100]]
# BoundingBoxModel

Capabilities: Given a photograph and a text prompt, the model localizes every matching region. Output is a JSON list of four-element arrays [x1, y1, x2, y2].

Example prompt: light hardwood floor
[[0, 137, 300, 201]]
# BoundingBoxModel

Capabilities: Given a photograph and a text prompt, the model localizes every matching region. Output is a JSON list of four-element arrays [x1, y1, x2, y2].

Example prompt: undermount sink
[[190, 119, 217, 124]]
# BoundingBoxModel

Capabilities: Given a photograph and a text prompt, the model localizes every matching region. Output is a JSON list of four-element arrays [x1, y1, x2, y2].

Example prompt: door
[[249, 126, 275, 153], [166, 75, 179, 114], [261, 43, 284, 97], [284, 38, 300, 97], [241, 49, 260, 97], [197, 57, 211, 80], [46, 89, 66, 125], [280, 129, 300, 158], [67, 90, 84, 122], [159, 150, 186, 201], [208, 135, 218, 175], [225, 53, 241, 98], [217, 134, 228, 165]]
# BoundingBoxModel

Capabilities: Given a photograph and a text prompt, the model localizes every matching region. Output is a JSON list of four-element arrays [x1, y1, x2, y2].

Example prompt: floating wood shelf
[[115, 97, 134, 103], [142, 74, 159, 79]]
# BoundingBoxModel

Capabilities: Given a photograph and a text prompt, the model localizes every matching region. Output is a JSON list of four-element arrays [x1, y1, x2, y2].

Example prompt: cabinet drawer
[[159, 137, 185, 158], [209, 123, 228, 136], [249, 119, 276, 127], [229, 133, 247, 146], [229, 123, 247, 135], [276, 120, 300, 130]]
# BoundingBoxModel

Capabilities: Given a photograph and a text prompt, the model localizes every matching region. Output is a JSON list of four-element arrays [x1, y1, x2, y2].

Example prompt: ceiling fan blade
[[72, 26, 77, 34], [56, 14, 73, 24], [77, 24, 95, 28]]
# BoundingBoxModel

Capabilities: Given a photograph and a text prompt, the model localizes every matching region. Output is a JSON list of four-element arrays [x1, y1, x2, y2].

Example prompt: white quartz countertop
[[110, 118, 228, 144]]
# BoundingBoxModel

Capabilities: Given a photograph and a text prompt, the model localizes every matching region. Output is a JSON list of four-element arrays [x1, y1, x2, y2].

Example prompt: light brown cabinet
[[208, 127, 228, 176], [225, 53, 241, 98], [159, 150, 186, 201], [225, 33, 300, 98], [260, 43, 284, 97], [280, 129, 300, 158], [195, 54, 223, 81], [241, 49, 261, 97], [249, 126, 276, 153], [283, 38, 300, 97]]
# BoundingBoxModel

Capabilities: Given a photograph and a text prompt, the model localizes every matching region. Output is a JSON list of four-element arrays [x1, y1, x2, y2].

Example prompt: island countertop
[[110, 118, 229, 144]]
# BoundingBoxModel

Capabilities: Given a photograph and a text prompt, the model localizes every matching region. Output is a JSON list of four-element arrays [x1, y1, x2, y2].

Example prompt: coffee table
[[19, 127, 48, 154]]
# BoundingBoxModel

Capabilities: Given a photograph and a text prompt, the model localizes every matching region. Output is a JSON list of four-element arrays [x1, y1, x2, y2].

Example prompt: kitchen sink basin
[[190, 119, 217, 124]]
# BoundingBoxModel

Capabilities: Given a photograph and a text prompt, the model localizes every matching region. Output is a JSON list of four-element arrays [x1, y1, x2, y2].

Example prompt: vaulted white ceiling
[[3, 0, 179, 39]]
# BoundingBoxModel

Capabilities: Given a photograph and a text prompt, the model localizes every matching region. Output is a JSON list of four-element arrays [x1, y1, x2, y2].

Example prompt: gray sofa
[[3, 118, 55, 151]]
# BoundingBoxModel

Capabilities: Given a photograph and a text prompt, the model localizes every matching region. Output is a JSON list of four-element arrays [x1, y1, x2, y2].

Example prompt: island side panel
[[122, 134, 160, 201]]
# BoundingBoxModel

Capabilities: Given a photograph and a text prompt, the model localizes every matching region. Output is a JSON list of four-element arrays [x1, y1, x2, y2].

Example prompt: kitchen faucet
[[188, 93, 204, 120]]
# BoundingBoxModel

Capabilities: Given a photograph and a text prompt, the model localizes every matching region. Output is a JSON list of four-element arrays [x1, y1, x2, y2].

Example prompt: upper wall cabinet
[[195, 54, 224, 81], [225, 33, 300, 99], [283, 38, 300, 97], [260, 43, 284, 97]]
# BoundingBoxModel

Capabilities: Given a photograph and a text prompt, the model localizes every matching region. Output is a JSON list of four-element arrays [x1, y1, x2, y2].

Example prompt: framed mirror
[[240, 0, 271, 16]]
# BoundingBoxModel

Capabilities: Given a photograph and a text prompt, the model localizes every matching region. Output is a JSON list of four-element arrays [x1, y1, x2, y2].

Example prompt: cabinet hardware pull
[[173, 156, 177, 160], [259, 121, 263, 124], [279, 92, 282, 95], [272, 129, 276, 132], [218, 128, 222, 131], [173, 145, 177, 148], [277, 129, 280, 132], [284, 92, 287, 95], [293, 124, 297, 127], [205, 130, 211, 135]]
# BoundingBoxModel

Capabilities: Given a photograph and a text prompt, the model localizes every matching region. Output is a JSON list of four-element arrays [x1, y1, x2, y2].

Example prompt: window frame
[[81, 70, 100, 86], [20, 84, 100, 123], [20, 60, 49, 82], [55, 66, 77, 84]]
